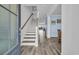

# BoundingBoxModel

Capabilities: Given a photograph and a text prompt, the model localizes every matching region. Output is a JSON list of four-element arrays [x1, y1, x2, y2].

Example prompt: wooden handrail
[[20, 13, 33, 30]]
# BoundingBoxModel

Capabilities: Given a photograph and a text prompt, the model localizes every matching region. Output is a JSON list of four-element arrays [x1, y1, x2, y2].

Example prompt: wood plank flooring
[[21, 38, 61, 55]]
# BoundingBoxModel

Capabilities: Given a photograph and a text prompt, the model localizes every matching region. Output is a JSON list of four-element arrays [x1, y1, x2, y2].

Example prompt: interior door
[[0, 4, 20, 55]]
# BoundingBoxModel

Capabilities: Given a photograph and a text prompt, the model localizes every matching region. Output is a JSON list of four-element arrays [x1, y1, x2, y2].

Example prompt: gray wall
[[62, 4, 79, 55]]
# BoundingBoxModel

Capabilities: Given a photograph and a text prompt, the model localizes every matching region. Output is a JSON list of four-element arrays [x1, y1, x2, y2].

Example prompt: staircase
[[21, 32, 36, 46], [21, 7, 39, 47], [21, 27, 38, 47]]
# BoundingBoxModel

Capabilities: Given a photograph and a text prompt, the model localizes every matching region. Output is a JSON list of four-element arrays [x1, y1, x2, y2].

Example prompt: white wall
[[21, 5, 37, 42], [62, 4, 79, 55], [21, 5, 36, 33], [21, 5, 32, 33]]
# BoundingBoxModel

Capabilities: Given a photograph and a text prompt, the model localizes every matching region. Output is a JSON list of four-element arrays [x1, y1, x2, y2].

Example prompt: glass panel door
[[10, 13, 17, 48], [0, 4, 18, 54], [0, 5, 10, 54]]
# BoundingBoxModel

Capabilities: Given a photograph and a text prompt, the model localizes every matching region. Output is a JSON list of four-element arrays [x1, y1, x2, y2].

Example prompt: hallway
[[21, 38, 61, 55], [0, 4, 61, 55], [20, 4, 61, 55]]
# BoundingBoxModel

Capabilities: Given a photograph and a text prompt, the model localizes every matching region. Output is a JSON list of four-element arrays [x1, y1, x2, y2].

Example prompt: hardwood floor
[[21, 38, 61, 55]]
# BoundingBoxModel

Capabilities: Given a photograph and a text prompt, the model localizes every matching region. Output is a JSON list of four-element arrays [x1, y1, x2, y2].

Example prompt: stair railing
[[19, 13, 33, 31], [20, 12, 39, 47]]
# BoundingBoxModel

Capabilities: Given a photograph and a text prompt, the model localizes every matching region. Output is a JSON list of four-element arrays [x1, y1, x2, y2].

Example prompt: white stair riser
[[24, 35, 36, 37], [21, 29, 38, 47], [21, 43, 36, 46], [25, 32, 36, 34], [22, 39, 35, 41], [25, 34, 36, 35]]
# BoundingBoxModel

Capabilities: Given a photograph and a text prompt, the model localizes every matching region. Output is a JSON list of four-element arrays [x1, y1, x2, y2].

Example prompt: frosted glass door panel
[[0, 4, 18, 54], [10, 4, 17, 14], [10, 13, 17, 48], [1, 4, 10, 9], [0, 6, 10, 54]]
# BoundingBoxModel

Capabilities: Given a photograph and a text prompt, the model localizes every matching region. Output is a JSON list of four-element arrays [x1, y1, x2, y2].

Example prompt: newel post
[[35, 26, 38, 47]]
